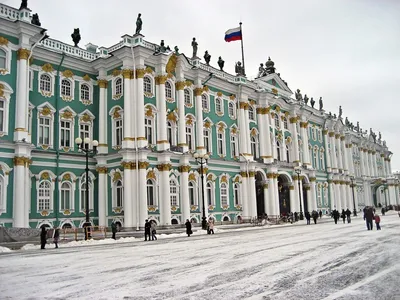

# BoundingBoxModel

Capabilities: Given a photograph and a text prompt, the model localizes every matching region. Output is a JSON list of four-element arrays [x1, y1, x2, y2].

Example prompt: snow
[[0, 246, 12, 253], [0, 212, 399, 300]]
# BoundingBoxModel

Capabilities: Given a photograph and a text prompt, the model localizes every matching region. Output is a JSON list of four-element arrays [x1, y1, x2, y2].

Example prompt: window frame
[[80, 83, 92, 105], [147, 179, 157, 207], [220, 182, 229, 207], [79, 175, 94, 213], [143, 75, 154, 96], [170, 179, 179, 207], [202, 93, 209, 112], [0, 45, 12, 75], [184, 88, 192, 107]]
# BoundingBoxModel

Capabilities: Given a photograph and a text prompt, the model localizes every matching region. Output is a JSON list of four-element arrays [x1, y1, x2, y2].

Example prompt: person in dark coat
[[111, 222, 117, 240], [319, 210, 322, 219], [53, 227, 60, 248], [312, 211, 318, 224], [40, 226, 47, 249], [305, 211, 311, 225], [381, 207, 385, 216], [144, 219, 151, 241], [364, 207, 374, 230], [341, 209, 346, 224], [345, 208, 352, 223], [333, 209, 339, 224], [185, 219, 192, 237]]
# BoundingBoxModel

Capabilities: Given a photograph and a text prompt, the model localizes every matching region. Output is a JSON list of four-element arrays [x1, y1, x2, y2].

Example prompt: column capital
[[155, 75, 168, 85], [122, 69, 134, 79], [179, 165, 191, 172], [97, 79, 108, 88], [175, 81, 186, 90], [194, 87, 203, 96], [136, 68, 146, 78], [157, 163, 172, 171], [96, 166, 108, 174], [328, 132, 335, 137], [290, 116, 299, 123], [138, 161, 150, 169], [17, 48, 30, 60]]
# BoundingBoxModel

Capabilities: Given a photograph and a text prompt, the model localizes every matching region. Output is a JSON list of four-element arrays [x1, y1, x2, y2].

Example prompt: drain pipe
[[131, 46, 140, 231]]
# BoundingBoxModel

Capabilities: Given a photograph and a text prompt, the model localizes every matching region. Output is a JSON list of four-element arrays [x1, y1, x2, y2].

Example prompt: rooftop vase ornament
[[204, 51, 211, 65], [218, 56, 225, 71], [135, 13, 142, 35], [191, 37, 198, 58], [71, 28, 81, 47]]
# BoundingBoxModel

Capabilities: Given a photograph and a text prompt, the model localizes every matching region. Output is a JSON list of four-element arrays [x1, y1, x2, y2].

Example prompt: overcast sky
[[5, 0, 400, 171]]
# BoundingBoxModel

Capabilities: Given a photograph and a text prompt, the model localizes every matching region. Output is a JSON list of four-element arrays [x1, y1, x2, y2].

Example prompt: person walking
[[40, 227, 47, 250], [208, 219, 214, 234], [53, 227, 60, 249], [312, 211, 318, 224], [151, 221, 157, 240], [185, 219, 192, 237], [305, 211, 311, 225], [144, 219, 151, 241], [375, 214, 381, 230], [111, 222, 117, 240], [381, 207, 385, 216], [319, 210, 322, 219], [364, 207, 374, 230], [345, 208, 352, 224], [341, 209, 346, 224]]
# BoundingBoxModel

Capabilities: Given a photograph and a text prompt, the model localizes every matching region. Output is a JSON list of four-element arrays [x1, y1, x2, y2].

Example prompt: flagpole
[[239, 22, 245, 76]]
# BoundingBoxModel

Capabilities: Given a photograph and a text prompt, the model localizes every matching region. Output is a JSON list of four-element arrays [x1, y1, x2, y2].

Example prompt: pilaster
[[96, 166, 108, 226], [136, 68, 147, 148], [194, 87, 205, 154], [122, 68, 135, 148], [97, 76, 108, 154], [155, 75, 169, 151], [176, 81, 188, 152]]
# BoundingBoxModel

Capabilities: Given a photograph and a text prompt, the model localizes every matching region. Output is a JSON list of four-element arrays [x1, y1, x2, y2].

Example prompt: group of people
[[40, 226, 60, 250], [331, 209, 353, 224], [363, 206, 381, 230], [305, 210, 323, 225]]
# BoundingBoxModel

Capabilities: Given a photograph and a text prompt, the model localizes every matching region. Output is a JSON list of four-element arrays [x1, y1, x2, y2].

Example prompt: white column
[[122, 162, 133, 228], [334, 179, 342, 211], [351, 183, 358, 212], [264, 111, 273, 162], [300, 122, 310, 165], [364, 150, 371, 177], [272, 175, 280, 216], [267, 175, 275, 215], [373, 152, 378, 177], [244, 104, 252, 156], [176, 82, 187, 152], [138, 163, 148, 227], [13, 157, 26, 227], [342, 139, 349, 174], [97, 79, 108, 154], [122, 69, 133, 143], [336, 134, 343, 171], [290, 117, 300, 163], [241, 173, 249, 217], [238, 102, 248, 156], [97, 167, 107, 227], [289, 185, 296, 213], [158, 163, 171, 225], [247, 172, 257, 218], [263, 184, 269, 215], [348, 144, 355, 176], [193, 87, 204, 154], [136, 70, 147, 148], [293, 177, 301, 213], [395, 185, 400, 205], [180, 164, 190, 223], [309, 178, 317, 211], [14, 49, 30, 141], [257, 109, 266, 158], [388, 183, 396, 205], [155, 76, 169, 151], [363, 180, 370, 206], [131, 166, 138, 227], [328, 180, 335, 210], [388, 159, 392, 175], [24, 162, 30, 227], [330, 133, 337, 171]]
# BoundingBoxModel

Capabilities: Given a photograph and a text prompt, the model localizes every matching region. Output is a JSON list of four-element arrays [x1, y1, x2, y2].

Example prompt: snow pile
[[0, 246, 12, 253]]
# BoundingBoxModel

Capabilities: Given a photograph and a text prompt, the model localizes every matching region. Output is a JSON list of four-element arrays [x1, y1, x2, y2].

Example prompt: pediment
[[254, 73, 292, 95]]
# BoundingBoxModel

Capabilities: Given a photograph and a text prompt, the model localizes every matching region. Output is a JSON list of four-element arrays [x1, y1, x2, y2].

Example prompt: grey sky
[[5, 0, 400, 170]]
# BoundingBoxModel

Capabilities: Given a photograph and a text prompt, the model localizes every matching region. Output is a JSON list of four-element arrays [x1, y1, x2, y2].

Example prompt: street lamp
[[350, 176, 357, 216], [193, 152, 209, 230], [75, 137, 98, 240], [294, 168, 304, 220]]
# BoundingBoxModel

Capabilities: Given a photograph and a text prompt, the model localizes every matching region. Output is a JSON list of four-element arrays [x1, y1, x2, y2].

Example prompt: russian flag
[[224, 27, 242, 42]]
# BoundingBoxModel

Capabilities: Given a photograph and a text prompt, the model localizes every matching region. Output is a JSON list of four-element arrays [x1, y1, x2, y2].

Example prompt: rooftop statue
[[304, 94, 309, 105], [295, 89, 303, 101], [310, 97, 315, 108], [19, 0, 28, 10], [235, 61, 244, 76], [174, 46, 179, 54], [338, 105, 343, 118], [378, 132, 382, 141], [319, 97, 323, 110], [258, 63, 266, 77], [31, 13, 41, 26], [159, 40, 166, 53], [71, 28, 81, 47], [191, 37, 198, 58], [204, 51, 211, 65], [135, 13, 142, 35], [217, 56, 225, 71]]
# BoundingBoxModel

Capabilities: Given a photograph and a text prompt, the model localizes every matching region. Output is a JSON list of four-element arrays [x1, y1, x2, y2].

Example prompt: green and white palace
[[0, 2, 399, 229]]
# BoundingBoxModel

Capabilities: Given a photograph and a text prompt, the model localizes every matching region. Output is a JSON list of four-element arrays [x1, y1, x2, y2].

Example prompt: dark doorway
[[171, 219, 179, 225], [255, 172, 265, 217], [278, 175, 291, 215]]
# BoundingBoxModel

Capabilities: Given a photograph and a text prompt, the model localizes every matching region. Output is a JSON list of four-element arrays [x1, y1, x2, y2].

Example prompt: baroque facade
[[0, 2, 399, 228]]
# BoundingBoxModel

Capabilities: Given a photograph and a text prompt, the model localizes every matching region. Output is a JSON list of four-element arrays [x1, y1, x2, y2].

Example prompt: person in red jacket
[[374, 214, 381, 230]]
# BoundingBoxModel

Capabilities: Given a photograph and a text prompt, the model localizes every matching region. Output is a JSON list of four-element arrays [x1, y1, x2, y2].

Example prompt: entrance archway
[[278, 174, 291, 215], [255, 171, 265, 217]]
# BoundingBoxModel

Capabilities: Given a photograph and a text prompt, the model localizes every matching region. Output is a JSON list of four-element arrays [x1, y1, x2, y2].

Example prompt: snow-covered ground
[[0, 212, 399, 300]]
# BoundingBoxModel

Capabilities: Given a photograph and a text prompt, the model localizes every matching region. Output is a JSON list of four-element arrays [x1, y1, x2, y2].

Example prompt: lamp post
[[350, 176, 357, 216], [294, 168, 304, 220], [75, 137, 98, 240], [193, 152, 209, 230]]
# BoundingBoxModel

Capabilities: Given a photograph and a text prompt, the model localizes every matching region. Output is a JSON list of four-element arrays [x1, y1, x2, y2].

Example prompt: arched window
[[274, 114, 280, 128], [276, 140, 281, 161], [145, 117, 153, 144], [251, 136, 258, 159], [0, 49, 6, 69], [249, 106, 254, 121], [167, 121, 173, 145], [0, 100, 5, 132], [61, 79, 71, 97], [147, 179, 155, 206], [234, 183, 240, 206], [286, 144, 290, 163], [204, 129, 211, 153], [228, 102, 235, 118], [170, 179, 179, 206], [143, 76, 152, 94], [189, 181, 196, 206], [283, 117, 288, 129], [313, 148, 318, 169], [60, 182, 72, 210], [220, 183, 228, 206], [116, 180, 123, 207], [81, 84, 90, 101], [80, 179, 93, 211], [115, 78, 122, 95], [215, 98, 222, 114], [206, 182, 213, 206], [202, 94, 209, 110], [320, 150, 325, 170], [38, 181, 51, 211], [165, 81, 172, 99], [40, 74, 51, 92], [184, 89, 191, 105]]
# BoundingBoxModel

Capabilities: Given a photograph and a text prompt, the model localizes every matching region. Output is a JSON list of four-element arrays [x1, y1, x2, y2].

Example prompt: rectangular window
[[80, 123, 90, 140], [230, 135, 237, 158], [217, 132, 224, 156], [116, 119, 123, 146], [186, 127, 193, 150], [204, 129, 210, 153], [0, 101, 4, 132], [60, 189, 70, 210], [145, 118, 153, 144], [39, 117, 51, 145], [60, 120, 71, 147], [221, 187, 228, 206]]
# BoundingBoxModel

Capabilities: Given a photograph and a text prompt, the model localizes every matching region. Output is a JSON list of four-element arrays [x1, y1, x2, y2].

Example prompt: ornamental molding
[[62, 69, 74, 78], [179, 165, 191, 172], [83, 74, 91, 81], [97, 79, 108, 88], [155, 75, 168, 85], [17, 48, 30, 60], [41, 63, 54, 73], [175, 81, 186, 90], [96, 167, 108, 174], [0, 36, 9, 46]]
